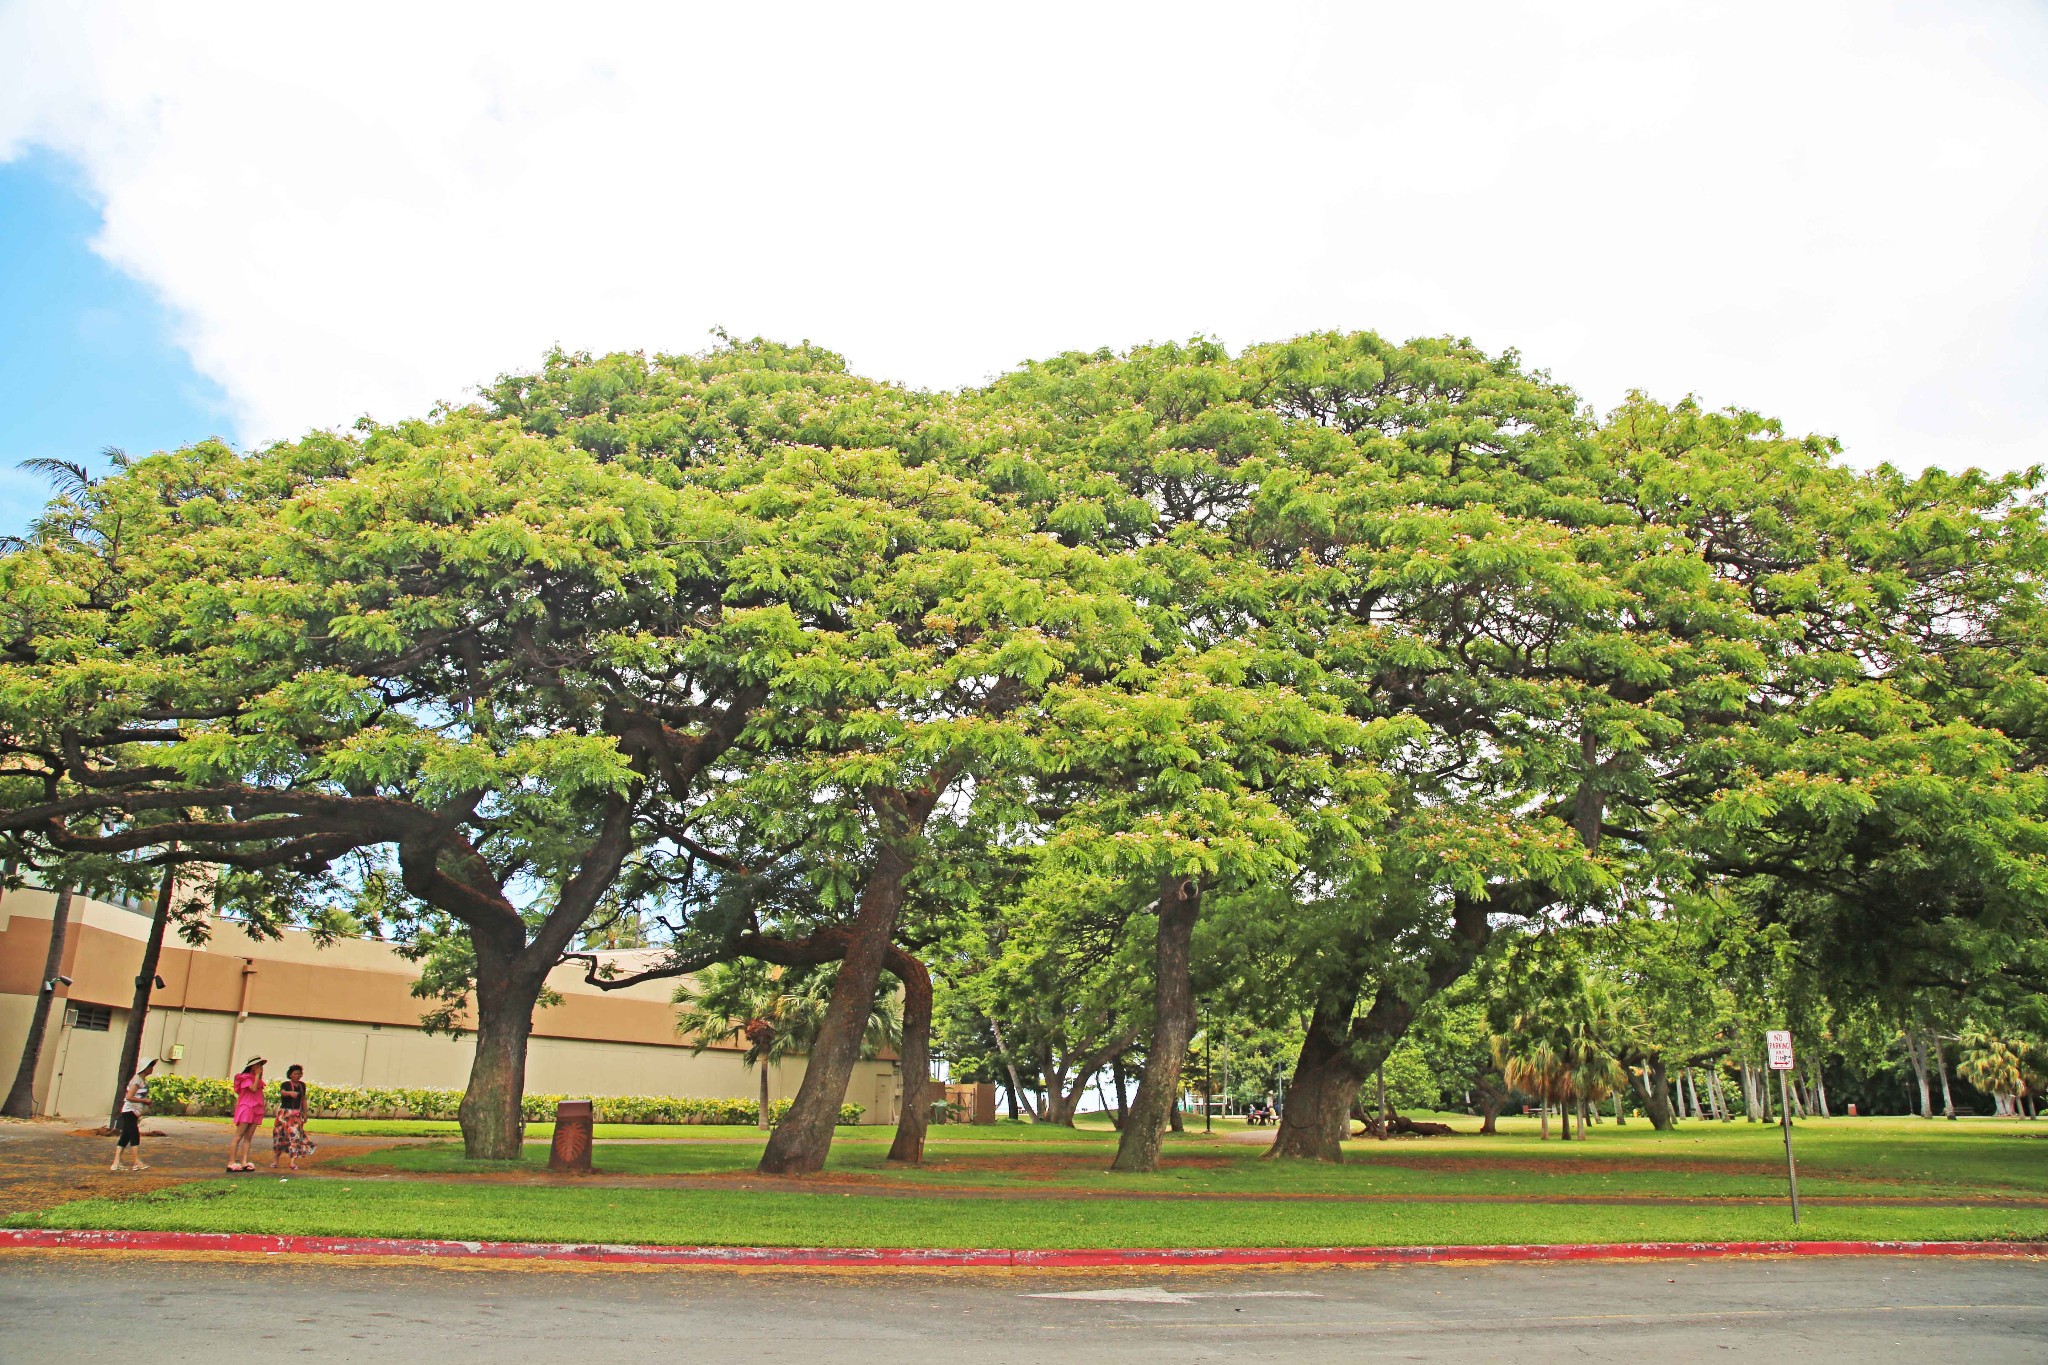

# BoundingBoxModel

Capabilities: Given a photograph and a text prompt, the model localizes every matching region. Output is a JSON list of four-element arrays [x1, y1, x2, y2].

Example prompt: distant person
[[227, 1057, 266, 1172], [109, 1058, 157, 1171], [269, 1064, 316, 1170]]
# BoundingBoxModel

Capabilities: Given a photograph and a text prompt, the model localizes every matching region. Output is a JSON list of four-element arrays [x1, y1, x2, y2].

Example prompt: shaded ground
[[2, 1250, 2043, 1363], [0, 1117, 392, 1217]]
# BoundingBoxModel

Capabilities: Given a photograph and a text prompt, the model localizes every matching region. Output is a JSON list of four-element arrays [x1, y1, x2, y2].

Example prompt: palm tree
[[1494, 975, 1628, 1139], [674, 960, 901, 1130], [1494, 1033, 1570, 1138], [1956, 1025, 2037, 1118]]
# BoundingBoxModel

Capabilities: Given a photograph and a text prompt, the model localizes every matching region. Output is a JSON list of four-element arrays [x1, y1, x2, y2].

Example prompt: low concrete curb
[[2, 1228, 2040, 1268]]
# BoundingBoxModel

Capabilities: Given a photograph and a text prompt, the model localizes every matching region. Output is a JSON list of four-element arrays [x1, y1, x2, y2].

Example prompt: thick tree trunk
[[5, 887, 71, 1119], [885, 949, 933, 1164], [760, 845, 912, 1176], [459, 956, 542, 1160], [108, 869, 175, 1130], [1268, 1005, 1367, 1162], [1169, 1099, 1184, 1133], [1112, 1057, 1129, 1130], [1045, 1086, 1081, 1127], [1643, 1057, 1675, 1131], [1110, 877, 1200, 1173]]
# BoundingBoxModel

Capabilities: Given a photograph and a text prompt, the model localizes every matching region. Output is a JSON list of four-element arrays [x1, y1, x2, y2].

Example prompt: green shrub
[[146, 1073, 863, 1125]]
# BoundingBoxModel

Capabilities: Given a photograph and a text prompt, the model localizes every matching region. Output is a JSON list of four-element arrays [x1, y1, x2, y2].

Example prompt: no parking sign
[[1766, 1029, 1795, 1071], [1765, 1028, 1800, 1223]]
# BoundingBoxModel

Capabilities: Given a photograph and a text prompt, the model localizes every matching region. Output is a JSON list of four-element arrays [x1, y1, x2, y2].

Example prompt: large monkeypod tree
[[0, 340, 1028, 1160], [1248, 349, 2047, 1158], [501, 351, 1156, 1176], [0, 407, 775, 1158]]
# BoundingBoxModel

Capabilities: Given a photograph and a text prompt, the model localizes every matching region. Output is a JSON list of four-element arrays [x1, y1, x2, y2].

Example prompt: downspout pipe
[[224, 960, 256, 1077]]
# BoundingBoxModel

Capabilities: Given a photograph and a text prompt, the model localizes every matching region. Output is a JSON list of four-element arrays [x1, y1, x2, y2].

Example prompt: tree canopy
[[5, 330, 2043, 1168]]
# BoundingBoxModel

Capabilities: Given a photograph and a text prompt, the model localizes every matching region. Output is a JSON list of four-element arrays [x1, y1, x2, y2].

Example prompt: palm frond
[[17, 457, 94, 497]]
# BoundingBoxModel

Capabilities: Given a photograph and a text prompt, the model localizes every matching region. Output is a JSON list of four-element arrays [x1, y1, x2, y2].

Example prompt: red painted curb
[[1, 1229, 2039, 1268]]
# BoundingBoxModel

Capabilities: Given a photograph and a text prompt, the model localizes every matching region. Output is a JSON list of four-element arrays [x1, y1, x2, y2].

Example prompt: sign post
[[1765, 1029, 1799, 1225]]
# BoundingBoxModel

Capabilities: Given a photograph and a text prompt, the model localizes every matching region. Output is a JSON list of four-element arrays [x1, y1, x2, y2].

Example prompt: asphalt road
[[2, 1252, 2044, 1362]]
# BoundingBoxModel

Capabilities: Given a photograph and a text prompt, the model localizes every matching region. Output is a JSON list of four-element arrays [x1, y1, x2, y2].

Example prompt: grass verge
[[11, 1177, 2047, 1250]]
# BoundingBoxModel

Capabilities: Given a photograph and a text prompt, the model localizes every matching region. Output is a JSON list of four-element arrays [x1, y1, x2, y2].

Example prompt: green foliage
[[143, 1073, 863, 1125], [674, 958, 901, 1065], [6, 329, 2045, 1159]]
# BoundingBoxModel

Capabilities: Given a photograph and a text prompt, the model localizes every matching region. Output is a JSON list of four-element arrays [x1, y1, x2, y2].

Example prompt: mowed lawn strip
[[13, 1178, 2048, 1249], [334, 1116, 2048, 1202]]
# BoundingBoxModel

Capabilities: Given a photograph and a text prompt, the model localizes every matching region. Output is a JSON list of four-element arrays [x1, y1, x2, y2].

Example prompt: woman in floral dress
[[270, 1064, 316, 1170]]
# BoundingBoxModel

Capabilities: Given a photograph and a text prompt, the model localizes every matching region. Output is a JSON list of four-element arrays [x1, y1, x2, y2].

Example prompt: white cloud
[[4, 0, 2045, 472]]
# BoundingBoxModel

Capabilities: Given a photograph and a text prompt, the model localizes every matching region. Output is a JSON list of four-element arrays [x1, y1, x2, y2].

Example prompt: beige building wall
[[0, 886, 903, 1121]]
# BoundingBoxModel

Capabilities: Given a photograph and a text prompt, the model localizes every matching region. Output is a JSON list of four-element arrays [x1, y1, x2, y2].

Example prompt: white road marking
[[1026, 1288, 1323, 1304]]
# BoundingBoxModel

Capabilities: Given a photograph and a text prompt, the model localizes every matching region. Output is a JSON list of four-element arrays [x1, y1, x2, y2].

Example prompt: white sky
[[4, 1, 2045, 473]]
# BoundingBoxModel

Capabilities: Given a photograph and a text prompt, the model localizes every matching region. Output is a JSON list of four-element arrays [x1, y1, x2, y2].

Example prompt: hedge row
[[145, 1074, 865, 1125]]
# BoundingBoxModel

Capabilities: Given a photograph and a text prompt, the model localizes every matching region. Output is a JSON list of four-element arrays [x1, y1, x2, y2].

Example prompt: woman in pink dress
[[228, 1057, 266, 1171]]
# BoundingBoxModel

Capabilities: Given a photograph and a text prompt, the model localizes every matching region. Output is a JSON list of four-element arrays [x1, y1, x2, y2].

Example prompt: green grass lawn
[[24, 1113, 2043, 1250], [17, 1179, 2048, 1250], [340, 1113, 2048, 1199]]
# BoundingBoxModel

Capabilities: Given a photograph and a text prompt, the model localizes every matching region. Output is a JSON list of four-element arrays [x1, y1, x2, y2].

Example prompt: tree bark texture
[[108, 869, 175, 1130], [459, 950, 543, 1160], [759, 842, 914, 1175], [4, 887, 71, 1118], [885, 947, 933, 1164], [1268, 889, 1497, 1162], [1643, 1057, 1675, 1131], [1267, 1002, 1369, 1162], [1110, 877, 1200, 1173]]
